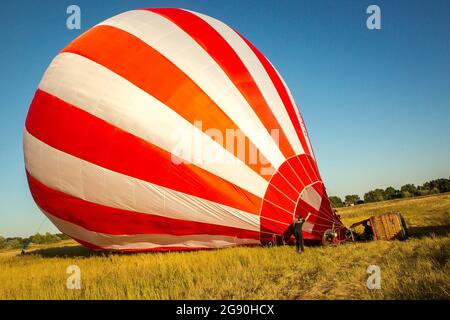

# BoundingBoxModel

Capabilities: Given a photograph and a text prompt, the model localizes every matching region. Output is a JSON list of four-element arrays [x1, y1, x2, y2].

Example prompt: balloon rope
[[267, 182, 297, 204], [295, 200, 345, 227], [272, 163, 343, 226], [312, 208, 346, 227], [285, 161, 306, 189], [308, 212, 345, 228], [265, 199, 344, 229], [20, 216, 48, 254], [260, 215, 343, 231], [262, 198, 293, 215], [263, 194, 346, 228], [262, 165, 347, 229], [295, 157, 314, 184], [276, 156, 344, 227], [276, 170, 301, 194], [35, 216, 48, 233], [260, 222, 346, 239]]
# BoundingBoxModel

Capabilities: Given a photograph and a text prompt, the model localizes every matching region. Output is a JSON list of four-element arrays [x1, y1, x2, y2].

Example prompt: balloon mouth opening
[[259, 154, 345, 245]]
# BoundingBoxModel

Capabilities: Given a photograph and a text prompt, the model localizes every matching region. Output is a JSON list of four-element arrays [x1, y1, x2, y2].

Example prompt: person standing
[[293, 212, 312, 253]]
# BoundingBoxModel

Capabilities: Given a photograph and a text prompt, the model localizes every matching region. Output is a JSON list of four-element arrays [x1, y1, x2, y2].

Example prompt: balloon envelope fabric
[[24, 8, 345, 251]]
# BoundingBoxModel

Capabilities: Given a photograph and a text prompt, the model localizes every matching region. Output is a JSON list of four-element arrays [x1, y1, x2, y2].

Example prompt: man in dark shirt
[[293, 212, 312, 253]]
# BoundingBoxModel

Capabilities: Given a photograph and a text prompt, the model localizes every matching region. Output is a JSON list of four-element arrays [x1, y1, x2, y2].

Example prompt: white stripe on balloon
[[24, 129, 261, 233]]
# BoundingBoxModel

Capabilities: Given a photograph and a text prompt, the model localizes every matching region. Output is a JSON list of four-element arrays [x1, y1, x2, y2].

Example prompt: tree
[[423, 178, 450, 193], [5, 239, 21, 249], [56, 233, 70, 240], [400, 184, 417, 195], [31, 232, 60, 244], [415, 185, 430, 196], [344, 195, 361, 205], [416, 188, 430, 196], [401, 191, 412, 198], [384, 186, 401, 200], [430, 187, 440, 194], [364, 189, 385, 203], [329, 196, 344, 208], [0, 236, 5, 249], [31, 233, 44, 244]]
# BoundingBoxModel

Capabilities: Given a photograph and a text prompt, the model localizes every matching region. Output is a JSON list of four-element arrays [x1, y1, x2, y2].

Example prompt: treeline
[[0, 232, 70, 249], [329, 177, 450, 208]]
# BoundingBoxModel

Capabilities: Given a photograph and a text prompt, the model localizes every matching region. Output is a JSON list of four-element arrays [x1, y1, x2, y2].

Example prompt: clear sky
[[0, 0, 449, 237]]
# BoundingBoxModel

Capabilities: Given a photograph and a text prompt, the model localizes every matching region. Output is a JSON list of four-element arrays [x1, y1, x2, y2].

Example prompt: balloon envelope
[[24, 8, 345, 251]]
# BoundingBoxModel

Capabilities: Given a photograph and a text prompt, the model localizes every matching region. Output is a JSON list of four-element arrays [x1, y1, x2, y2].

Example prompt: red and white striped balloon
[[24, 8, 344, 251]]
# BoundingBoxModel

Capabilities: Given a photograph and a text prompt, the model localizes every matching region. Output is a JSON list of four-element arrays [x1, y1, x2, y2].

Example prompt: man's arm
[[305, 212, 312, 221]]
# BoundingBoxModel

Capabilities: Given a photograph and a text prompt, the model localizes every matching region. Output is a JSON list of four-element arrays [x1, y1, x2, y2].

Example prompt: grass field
[[1, 193, 449, 300]]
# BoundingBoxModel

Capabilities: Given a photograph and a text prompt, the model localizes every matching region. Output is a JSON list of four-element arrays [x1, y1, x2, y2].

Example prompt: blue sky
[[0, 0, 449, 237]]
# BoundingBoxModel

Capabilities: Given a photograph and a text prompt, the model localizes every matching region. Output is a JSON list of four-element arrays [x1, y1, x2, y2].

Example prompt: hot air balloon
[[24, 8, 346, 251]]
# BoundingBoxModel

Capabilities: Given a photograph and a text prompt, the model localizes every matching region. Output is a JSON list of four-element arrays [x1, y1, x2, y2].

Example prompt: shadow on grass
[[22, 225, 448, 258], [408, 225, 450, 238], [25, 245, 110, 258], [23, 245, 223, 258]]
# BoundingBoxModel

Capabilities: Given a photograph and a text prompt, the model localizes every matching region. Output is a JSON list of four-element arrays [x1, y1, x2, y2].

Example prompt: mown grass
[[1, 193, 449, 299]]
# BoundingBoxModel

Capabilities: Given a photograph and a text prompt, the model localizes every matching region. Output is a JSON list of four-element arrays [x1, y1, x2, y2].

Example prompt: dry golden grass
[[1, 193, 449, 300], [337, 192, 450, 227]]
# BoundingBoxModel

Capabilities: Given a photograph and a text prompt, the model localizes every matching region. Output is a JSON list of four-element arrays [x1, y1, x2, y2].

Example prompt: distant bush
[[400, 184, 417, 195], [364, 189, 386, 203], [430, 187, 440, 194], [55, 233, 70, 240], [30, 232, 61, 244], [329, 196, 344, 208], [4, 238, 23, 249], [359, 178, 450, 204], [401, 191, 412, 198], [0, 232, 71, 250], [416, 189, 430, 197], [384, 186, 402, 200], [344, 195, 360, 205], [423, 178, 450, 193]]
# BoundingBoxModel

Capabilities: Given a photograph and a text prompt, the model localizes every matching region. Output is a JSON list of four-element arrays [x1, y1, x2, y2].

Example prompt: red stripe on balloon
[[73, 236, 253, 252], [149, 8, 295, 159], [28, 172, 260, 240], [237, 33, 313, 157], [263, 185, 296, 213], [62, 24, 273, 179], [287, 158, 309, 187], [25, 89, 262, 214], [277, 162, 303, 192], [269, 173, 299, 201]]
